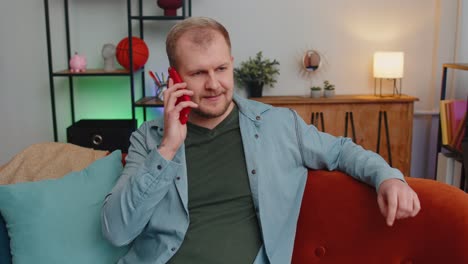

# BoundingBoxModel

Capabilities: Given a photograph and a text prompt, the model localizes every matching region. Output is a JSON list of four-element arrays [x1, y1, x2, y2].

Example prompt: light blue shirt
[[101, 93, 405, 264]]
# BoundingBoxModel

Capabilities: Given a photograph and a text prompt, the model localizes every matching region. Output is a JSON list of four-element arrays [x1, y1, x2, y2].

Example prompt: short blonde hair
[[166, 17, 231, 68]]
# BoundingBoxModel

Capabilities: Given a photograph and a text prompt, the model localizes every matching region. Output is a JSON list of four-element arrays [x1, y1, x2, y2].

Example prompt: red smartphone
[[168, 67, 191, 124]]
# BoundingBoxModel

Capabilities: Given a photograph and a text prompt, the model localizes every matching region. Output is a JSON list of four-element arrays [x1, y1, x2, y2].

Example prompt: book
[[440, 101, 449, 145], [448, 100, 467, 137], [445, 100, 453, 143], [436, 152, 455, 184], [452, 160, 463, 188], [451, 112, 467, 151], [441, 99, 467, 147]]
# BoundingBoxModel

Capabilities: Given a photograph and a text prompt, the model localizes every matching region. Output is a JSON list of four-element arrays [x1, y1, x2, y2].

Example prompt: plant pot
[[246, 81, 264, 98], [324, 89, 335, 98], [157, 0, 183, 16], [310, 90, 322, 98]]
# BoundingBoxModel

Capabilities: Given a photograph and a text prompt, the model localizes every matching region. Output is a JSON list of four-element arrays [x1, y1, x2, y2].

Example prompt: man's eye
[[217, 67, 227, 71], [192, 71, 202, 76]]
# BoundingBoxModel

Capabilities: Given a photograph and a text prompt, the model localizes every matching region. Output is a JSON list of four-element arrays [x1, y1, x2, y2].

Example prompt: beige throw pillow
[[0, 142, 108, 185]]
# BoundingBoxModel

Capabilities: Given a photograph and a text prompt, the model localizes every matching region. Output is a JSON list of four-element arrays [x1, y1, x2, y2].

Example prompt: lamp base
[[374, 78, 402, 97]]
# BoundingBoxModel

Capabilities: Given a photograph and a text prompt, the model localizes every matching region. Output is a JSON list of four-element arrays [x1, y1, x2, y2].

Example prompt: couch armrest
[[292, 170, 468, 264]]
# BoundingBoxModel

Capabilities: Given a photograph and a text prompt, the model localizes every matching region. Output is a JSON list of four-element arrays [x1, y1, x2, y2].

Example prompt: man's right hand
[[158, 78, 198, 161]]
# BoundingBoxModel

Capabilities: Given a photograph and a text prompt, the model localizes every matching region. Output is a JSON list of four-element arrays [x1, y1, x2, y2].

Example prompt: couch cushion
[[0, 150, 128, 264], [0, 213, 11, 264]]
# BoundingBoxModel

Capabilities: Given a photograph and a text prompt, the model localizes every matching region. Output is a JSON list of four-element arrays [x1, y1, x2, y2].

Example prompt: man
[[101, 17, 421, 264]]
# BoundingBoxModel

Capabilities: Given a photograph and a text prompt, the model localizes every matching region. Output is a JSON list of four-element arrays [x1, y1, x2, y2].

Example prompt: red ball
[[116, 37, 149, 71]]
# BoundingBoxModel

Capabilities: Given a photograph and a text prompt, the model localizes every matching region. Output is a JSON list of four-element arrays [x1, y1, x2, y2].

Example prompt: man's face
[[174, 31, 234, 121]]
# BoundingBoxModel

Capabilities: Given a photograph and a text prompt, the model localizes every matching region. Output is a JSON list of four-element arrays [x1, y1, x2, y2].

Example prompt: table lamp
[[373, 52, 404, 97]]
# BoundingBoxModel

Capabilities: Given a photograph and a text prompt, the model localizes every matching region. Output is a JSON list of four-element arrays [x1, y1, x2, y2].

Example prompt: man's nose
[[205, 72, 220, 90]]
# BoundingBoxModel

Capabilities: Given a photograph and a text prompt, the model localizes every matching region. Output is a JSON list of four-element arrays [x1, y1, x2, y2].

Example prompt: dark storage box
[[67, 119, 136, 153]]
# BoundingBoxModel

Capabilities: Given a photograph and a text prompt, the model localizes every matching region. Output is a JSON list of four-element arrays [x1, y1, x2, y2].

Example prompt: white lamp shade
[[373, 52, 404, 78]]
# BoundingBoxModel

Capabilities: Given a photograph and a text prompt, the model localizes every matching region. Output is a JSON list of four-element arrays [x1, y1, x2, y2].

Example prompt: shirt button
[[171, 247, 176, 251], [159, 128, 163, 132], [157, 165, 162, 170], [255, 134, 259, 139], [251, 169, 256, 175], [176, 176, 181, 180], [256, 116, 261, 120]]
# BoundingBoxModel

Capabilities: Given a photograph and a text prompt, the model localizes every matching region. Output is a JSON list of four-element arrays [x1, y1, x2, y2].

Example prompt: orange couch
[[292, 170, 468, 264]]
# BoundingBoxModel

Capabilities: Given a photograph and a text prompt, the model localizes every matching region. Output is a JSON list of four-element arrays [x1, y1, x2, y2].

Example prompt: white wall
[[455, 0, 468, 99], [0, 0, 52, 164], [0, 0, 466, 178]]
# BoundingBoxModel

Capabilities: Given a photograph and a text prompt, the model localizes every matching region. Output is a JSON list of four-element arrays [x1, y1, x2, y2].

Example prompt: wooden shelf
[[443, 63, 468, 71], [134, 96, 164, 107], [131, 15, 188, 20], [441, 145, 464, 160], [253, 94, 419, 105], [53, 69, 130, 76]]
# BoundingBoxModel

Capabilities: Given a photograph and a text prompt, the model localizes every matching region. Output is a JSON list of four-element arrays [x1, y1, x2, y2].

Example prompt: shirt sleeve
[[292, 110, 405, 191], [101, 123, 183, 246]]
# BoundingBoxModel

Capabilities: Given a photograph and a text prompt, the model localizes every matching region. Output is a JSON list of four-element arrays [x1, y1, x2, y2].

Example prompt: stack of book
[[436, 152, 464, 188], [439, 99, 467, 152]]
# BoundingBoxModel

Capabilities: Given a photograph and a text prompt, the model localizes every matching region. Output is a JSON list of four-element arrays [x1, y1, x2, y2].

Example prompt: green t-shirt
[[168, 105, 262, 264]]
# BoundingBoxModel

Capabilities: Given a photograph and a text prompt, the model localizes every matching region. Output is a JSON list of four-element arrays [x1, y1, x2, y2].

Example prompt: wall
[[455, 0, 468, 98], [0, 0, 465, 178]]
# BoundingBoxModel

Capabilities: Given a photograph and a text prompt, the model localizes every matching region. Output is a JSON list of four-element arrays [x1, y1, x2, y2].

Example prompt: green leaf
[[234, 51, 280, 88]]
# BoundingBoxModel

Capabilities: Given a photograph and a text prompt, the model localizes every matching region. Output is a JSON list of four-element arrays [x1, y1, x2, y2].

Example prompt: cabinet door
[[275, 104, 312, 124], [349, 104, 380, 151], [309, 104, 348, 137], [378, 102, 413, 176], [312, 103, 412, 176], [348, 103, 412, 176]]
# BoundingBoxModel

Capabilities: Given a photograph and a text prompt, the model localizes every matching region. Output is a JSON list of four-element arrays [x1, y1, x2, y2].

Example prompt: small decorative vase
[[157, 0, 183, 16], [310, 90, 322, 98], [246, 81, 264, 98], [324, 89, 335, 98]]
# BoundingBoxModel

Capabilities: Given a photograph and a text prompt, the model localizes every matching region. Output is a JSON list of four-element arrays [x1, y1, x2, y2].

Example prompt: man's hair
[[166, 17, 231, 68]]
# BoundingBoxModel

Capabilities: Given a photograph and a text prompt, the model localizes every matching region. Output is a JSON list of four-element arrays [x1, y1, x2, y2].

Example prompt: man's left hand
[[377, 179, 421, 226]]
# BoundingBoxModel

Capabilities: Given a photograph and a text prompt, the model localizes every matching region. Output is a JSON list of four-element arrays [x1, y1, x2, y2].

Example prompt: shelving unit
[[43, 0, 191, 141], [436, 63, 468, 191], [128, 0, 191, 115]]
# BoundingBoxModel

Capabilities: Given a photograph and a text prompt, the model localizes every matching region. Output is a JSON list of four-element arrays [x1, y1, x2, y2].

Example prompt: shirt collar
[[233, 93, 272, 122]]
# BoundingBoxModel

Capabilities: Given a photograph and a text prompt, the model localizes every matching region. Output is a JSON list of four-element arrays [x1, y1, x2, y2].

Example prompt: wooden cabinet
[[253, 95, 418, 176]]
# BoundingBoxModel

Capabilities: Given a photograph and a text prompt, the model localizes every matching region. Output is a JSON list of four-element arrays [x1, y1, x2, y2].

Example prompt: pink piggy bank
[[69, 52, 87, 72]]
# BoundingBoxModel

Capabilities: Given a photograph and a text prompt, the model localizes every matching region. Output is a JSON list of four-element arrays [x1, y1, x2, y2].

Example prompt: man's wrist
[[157, 143, 177, 161]]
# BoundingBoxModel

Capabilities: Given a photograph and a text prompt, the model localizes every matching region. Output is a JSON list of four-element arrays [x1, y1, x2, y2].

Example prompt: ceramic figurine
[[102, 44, 116, 72], [69, 52, 87, 72]]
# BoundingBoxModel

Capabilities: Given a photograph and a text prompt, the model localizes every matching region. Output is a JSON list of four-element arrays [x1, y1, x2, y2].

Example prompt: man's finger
[[411, 193, 421, 217], [386, 192, 398, 226], [377, 194, 387, 218], [395, 192, 411, 219], [174, 101, 198, 113], [164, 88, 192, 110]]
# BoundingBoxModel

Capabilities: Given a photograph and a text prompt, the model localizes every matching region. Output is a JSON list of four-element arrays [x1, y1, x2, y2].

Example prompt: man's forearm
[[101, 148, 180, 246]]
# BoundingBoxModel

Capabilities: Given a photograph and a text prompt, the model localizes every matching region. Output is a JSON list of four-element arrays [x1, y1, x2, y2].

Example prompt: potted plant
[[234, 51, 280, 98], [310, 86, 322, 98], [323, 80, 335, 98]]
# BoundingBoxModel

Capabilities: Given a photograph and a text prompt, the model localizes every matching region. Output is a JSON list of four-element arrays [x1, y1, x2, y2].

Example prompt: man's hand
[[377, 179, 421, 226], [158, 78, 198, 161]]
